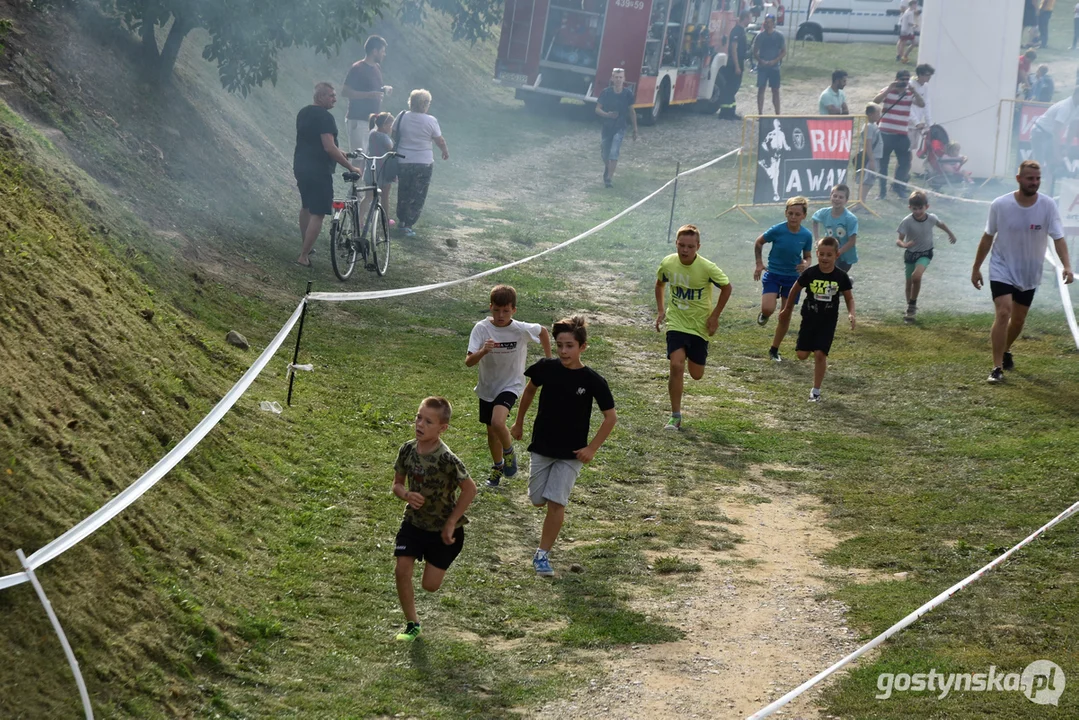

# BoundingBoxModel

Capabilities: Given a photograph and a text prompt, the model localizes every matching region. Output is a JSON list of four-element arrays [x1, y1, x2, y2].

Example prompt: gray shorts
[[528, 453, 584, 507]]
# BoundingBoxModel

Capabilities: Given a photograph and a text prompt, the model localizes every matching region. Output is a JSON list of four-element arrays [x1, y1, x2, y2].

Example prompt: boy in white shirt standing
[[466, 285, 551, 487]]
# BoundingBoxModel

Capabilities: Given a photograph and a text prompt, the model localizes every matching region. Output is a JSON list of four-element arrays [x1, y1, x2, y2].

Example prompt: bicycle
[[329, 149, 403, 281]]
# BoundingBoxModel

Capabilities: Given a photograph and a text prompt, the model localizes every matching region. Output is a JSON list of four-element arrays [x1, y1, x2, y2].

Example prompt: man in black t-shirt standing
[[595, 68, 638, 188], [293, 82, 359, 267], [718, 10, 751, 120], [342, 35, 393, 155]]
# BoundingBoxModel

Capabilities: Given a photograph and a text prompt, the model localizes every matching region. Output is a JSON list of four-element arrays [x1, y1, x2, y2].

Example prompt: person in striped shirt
[[872, 70, 925, 200]]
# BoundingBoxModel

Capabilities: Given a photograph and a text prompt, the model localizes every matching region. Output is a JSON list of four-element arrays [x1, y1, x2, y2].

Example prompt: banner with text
[[754, 116, 853, 205]]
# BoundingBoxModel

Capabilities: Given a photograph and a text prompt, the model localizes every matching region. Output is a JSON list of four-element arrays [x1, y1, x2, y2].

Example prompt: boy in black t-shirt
[[778, 237, 856, 403], [510, 317, 617, 577]]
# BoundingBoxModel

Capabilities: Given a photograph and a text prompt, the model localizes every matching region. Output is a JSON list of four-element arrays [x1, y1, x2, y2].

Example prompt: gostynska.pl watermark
[[876, 660, 1065, 705]]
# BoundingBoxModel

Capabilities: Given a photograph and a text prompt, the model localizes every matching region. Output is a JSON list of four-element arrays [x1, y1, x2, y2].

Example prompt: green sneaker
[[663, 415, 681, 431], [485, 463, 505, 488], [395, 622, 422, 642], [502, 445, 518, 477]]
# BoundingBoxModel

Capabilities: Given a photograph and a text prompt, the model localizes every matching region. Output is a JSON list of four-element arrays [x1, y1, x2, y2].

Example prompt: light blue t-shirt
[[818, 87, 847, 115], [763, 222, 813, 277], [811, 207, 859, 264]]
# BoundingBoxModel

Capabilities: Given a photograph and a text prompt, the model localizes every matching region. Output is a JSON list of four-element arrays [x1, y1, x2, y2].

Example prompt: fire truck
[[495, 0, 741, 124]]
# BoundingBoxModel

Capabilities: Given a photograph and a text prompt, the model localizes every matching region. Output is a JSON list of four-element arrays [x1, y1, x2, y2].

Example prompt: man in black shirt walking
[[595, 68, 638, 188], [718, 10, 751, 120], [293, 82, 359, 267]]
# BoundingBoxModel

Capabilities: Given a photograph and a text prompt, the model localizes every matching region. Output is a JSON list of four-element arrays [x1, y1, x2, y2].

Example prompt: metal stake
[[286, 281, 313, 407], [667, 162, 681, 243]]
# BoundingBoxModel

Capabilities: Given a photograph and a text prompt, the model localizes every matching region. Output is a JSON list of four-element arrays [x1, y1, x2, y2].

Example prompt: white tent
[[917, 0, 1024, 178]]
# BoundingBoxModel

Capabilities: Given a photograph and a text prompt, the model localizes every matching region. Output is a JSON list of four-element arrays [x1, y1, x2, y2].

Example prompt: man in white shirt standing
[[971, 160, 1074, 383], [908, 64, 934, 170], [1029, 87, 1079, 194]]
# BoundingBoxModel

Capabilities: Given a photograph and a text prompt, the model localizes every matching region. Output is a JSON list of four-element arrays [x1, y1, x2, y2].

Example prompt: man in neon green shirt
[[654, 224, 733, 431]]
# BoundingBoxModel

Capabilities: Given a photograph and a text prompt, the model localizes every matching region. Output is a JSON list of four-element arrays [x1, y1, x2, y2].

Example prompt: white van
[[796, 0, 909, 44]]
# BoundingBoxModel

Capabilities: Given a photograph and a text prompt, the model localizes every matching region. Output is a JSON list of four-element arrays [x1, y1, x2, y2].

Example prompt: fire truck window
[[679, 0, 714, 68], [541, 0, 607, 70], [643, 0, 671, 75]]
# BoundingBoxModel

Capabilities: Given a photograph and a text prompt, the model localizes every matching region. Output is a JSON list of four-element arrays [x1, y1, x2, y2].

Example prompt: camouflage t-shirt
[[394, 439, 471, 532]]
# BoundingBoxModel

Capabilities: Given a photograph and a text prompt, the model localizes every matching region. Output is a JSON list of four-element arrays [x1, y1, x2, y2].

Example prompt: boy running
[[812, 184, 859, 275], [392, 397, 477, 641], [896, 191, 957, 323], [466, 284, 552, 488], [754, 196, 813, 361], [777, 237, 856, 402], [511, 317, 617, 577], [655, 224, 733, 431]]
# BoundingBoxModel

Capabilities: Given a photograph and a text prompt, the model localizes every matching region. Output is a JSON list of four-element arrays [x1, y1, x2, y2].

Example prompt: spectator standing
[[872, 70, 925, 200], [857, 103, 883, 204], [342, 36, 392, 155], [1039, 0, 1056, 48], [1018, 49, 1037, 96], [1031, 65, 1055, 102], [753, 14, 786, 115], [1024, 0, 1041, 47], [1030, 87, 1079, 192], [897, 4, 917, 62], [293, 83, 359, 267], [392, 89, 450, 238], [818, 70, 849, 115], [596, 67, 638, 188], [718, 10, 751, 120], [908, 63, 934, 169]]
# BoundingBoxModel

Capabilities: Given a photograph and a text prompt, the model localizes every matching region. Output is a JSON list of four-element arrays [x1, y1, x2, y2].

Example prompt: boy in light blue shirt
[[754, 196, 813, 362], [812, 184, 859, 274]]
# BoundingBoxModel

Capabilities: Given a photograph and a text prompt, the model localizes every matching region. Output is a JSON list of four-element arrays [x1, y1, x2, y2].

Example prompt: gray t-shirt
[[986, 192, 1065, 290], [897, 213, 941, 253], [754, 30, 785, 64]]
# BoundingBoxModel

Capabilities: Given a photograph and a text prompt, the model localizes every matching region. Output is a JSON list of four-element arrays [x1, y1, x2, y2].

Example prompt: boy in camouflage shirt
[[392, 397, 477, 641]]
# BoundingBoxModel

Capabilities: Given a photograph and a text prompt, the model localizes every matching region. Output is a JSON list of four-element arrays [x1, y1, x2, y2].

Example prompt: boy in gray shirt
[[896, 191, 957, 322]]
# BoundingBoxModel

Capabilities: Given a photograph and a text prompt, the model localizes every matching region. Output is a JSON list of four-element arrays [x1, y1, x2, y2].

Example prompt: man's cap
[[765, 12, 776, 19]]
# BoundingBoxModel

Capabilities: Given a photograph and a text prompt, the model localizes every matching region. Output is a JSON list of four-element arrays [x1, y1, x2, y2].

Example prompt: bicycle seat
[[343, 172, 361, 182]]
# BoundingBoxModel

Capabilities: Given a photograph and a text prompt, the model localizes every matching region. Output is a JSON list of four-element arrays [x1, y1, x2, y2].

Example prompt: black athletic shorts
[[295, 171, 334, 217], [394, 521, 464, 570], [796, 317, 837, 356], [990, 280, 1036, 308], [479, 391, 518, 425], [666, 330, 709, 366]]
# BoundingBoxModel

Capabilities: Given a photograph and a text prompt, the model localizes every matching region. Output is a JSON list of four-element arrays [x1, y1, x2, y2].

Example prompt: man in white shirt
[[908, 64, 934, 169], [971, 160, 1074, 383], [1030, 87, 1079, 193]]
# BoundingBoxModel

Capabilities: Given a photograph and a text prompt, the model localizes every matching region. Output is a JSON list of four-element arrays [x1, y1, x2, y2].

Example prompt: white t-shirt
[[985, 192, 1065, 290], [467, 318, 544, 400], [1033, 96, 1079, 135], [900, 8, 916, 35], [395, 112, 442, 165], [909, 79, 932, 129]]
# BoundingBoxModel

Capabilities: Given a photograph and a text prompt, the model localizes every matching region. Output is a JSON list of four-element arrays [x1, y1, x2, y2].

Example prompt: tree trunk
[[156, 14, 194, 84]]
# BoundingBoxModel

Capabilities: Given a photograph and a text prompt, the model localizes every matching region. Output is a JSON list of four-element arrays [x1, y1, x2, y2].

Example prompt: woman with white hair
[[392, 89, 450, 237]]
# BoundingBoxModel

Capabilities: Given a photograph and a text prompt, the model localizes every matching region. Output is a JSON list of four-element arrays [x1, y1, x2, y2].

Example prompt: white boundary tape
[[746, 498, 1079, 720], [0, 299, 308, 591], [862, 169, 991, 206]]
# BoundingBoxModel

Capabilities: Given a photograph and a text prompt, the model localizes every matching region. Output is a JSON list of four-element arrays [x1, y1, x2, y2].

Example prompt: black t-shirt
[[344, 60, 383, 121], [798, 265, 853, 322], [598, 86, 636, 135], [293, 105, 338, 177], [728, 25, 748, 66], [524, 358, 615, 460]]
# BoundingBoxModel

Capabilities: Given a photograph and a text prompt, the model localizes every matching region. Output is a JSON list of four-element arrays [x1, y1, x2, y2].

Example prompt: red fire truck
[[495, 0, 741, 124]]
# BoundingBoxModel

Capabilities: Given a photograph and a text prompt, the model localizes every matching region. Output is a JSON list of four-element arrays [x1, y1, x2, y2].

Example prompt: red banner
[[806, 119, 854, 160], [1018, 103, 1048, 142]]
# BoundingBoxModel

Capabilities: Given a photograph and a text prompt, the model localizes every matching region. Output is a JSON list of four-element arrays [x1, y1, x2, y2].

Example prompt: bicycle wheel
[[330, 207, 358, 281], [370, 203, 391, 276]]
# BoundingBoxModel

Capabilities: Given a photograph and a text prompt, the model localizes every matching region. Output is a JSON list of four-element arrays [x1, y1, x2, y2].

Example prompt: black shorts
[[479, 391, 518, 425], [394, 521, 464, 570], [990, 281, 1036, 307], [796, 316, 837, 356], [295, 172, 334, 216], [666, 330, 709, 366]]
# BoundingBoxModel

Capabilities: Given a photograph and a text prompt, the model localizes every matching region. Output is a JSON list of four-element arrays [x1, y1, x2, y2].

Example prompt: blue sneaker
[[502, 445, 518, 477], [533, 551, 554, 577]]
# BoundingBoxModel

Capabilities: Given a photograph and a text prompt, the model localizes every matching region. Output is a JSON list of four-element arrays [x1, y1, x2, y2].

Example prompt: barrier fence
[[3, 145, 1076, 719]]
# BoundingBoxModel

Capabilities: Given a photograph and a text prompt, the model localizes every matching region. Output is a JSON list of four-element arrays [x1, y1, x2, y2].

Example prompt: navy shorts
[[667, 330, 709, 366], [796, 316, 837, 356], [394, 521, 464, 570], [757, 65, 781, 89], [762, 271, 802, 304], [295, 172, 333, 217], [990, 281, 1036, 307], [479, 391, 518, 425]]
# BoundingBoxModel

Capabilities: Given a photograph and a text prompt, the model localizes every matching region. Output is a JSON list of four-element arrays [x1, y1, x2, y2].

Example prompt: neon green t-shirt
[[657, 253, 730, 339]]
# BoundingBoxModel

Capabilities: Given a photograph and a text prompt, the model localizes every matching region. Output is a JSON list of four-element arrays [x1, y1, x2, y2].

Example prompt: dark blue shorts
[[394, 521, 464, 570], [666, 330, 709, 366], [762, 271, 802, 304], [757, 65, 781, 89], [295, 172, 334, 217], [796, 316, 837, 356], [479, 391, 518, 425]]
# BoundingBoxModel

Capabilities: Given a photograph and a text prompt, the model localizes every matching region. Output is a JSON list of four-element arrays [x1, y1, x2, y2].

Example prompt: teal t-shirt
[[762, 222, 813, 276], [811, 207, 859, 264]]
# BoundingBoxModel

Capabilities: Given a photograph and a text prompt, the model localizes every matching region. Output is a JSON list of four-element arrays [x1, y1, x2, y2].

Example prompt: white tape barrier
[[0, 299, 308, 592], [861, 169, 992, 206], [746, 497, 1079, 720], [307, 148, 743, 303]]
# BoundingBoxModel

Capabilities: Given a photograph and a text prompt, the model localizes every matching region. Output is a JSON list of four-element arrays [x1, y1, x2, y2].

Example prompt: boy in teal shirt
[[654, 224, 733, 431], [811, 184, 859, 274]]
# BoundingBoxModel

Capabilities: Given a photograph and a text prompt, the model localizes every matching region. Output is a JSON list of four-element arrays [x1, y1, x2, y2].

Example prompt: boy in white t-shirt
[[466, 285, 551, 487]]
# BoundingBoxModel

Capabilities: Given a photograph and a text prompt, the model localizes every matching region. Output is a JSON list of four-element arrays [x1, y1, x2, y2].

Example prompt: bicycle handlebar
[[345, 150, 405, 160]]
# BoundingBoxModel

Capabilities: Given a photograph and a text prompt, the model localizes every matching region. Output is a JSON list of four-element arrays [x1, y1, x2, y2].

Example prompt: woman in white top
[[392, 89, 450, 237]]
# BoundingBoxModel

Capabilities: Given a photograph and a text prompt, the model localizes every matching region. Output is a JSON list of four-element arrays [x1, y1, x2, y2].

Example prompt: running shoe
[[903, 303, 916, 323], [664, 415, 681, 431], [808, 390, 822, 403], [502, 445, 518, 477], [485, 463, 505, 488], [533, 551, 554, 577], [1002, 351, 1014, 371], [769, 347, 782, 362], [403, 227, 417, 238], [757, 312, 769, 326], [987, 367, 1004, 384], [395, 622, 422, 642]]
